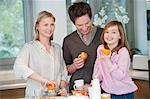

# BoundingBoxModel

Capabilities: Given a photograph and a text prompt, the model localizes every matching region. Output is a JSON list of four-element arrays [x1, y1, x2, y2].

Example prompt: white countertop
[[23, 96, 89, 99], [0, 70, 26, 90], [0, 69, 149, 90]]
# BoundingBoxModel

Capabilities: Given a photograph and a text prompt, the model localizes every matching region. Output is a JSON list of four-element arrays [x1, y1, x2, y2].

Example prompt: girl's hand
[[100, 49, 111, 58]]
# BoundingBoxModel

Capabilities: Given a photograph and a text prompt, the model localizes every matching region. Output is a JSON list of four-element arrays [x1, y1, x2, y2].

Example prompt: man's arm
[[67, 64, 77, 74]]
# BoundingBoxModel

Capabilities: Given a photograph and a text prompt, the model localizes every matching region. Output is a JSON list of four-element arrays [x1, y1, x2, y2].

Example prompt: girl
[[13, 11, 68, 97], [93, 20, 138, 99]]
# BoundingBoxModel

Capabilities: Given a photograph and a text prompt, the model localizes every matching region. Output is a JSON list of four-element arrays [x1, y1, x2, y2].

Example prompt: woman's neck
[[39, 38, 51, 52], [40, 38, 50, 45]]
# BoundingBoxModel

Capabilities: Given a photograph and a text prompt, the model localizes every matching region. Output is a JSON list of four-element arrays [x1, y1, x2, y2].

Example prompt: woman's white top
[[13, 40, 68, 96]]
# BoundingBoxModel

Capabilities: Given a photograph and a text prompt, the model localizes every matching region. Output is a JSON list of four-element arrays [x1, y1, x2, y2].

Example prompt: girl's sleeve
[[109, 48, 131, 80], [13, 44, 34, 79]]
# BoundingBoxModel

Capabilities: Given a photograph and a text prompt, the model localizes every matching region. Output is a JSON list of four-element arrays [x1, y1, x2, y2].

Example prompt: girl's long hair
[[100, 20, 130, 55]]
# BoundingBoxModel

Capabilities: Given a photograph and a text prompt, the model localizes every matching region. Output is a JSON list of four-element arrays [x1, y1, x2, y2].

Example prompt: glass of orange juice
[[101, 93, 111, 99]]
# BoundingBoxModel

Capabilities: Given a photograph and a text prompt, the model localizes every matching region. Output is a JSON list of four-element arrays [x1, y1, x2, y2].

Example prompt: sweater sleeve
[[13, 44, 34, 79], [109, 47, 131, 80]]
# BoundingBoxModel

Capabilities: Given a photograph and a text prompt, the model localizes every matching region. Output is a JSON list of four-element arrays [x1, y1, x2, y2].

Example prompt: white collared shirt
[[13, 40, 68, 96]]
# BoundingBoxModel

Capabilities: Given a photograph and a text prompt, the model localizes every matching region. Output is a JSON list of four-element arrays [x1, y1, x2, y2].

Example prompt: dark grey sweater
[[62, 27, 103, 91]]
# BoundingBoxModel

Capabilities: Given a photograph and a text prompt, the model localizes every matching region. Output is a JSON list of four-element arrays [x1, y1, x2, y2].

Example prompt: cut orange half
[[101, 49, 110, 55], [47, 83, 56, 90]]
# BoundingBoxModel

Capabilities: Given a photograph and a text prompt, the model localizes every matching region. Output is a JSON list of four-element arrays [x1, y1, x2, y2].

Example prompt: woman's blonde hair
[[100, 20, 130, 55], [34, 11, 55, 40]]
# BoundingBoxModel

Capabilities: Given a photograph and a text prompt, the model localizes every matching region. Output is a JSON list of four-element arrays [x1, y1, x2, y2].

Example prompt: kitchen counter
[[23, 96, 89, 99], [0, 69, 149, 90], [0, 70, 26, 90]]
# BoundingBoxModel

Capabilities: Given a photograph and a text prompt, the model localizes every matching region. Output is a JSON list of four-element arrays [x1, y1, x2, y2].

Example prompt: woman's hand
[[43, 80, 58, 90], [46, 80, 57, 86], [58, 88, 68, 96]]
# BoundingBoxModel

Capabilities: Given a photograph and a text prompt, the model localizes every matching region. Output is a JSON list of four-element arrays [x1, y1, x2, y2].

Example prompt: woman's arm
[[28, 72, 48, 85], [13, 44, 34, 79]]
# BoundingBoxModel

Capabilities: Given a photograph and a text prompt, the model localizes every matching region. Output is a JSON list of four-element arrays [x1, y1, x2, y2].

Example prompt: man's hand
[[73, 57, 85, 69]]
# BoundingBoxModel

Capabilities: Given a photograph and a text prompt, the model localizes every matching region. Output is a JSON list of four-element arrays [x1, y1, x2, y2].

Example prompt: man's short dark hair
[[68, 2, 92, 24]]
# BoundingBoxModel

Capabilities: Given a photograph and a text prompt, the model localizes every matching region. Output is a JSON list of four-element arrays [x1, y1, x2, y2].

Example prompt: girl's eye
[[51, 24, 54, 26], [112, 32, 116, 34]]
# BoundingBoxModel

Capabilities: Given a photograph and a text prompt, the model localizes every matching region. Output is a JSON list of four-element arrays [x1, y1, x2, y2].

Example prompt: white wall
[[133, 0, 148, 55], [32, 0, 67, 46]]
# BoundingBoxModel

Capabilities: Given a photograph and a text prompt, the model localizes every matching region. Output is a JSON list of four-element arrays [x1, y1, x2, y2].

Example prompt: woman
[[13, 11, 68, 97]]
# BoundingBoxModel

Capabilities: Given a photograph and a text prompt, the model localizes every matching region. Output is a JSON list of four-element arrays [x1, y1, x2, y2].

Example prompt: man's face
[[75, 14, 92, 35]]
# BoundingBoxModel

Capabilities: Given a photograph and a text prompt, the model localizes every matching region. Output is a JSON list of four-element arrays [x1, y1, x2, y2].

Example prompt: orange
[[47, 83, 56, 90], [101, 49, 110, 55]]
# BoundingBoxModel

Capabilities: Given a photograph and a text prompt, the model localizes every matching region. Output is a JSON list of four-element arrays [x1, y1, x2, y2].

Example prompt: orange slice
[[47, 83, 56, 90], [101, 49, 110, 55]]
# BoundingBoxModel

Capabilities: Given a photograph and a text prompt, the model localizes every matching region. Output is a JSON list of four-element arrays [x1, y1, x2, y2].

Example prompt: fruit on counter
[[72, 90, 88, 96], [38, 96, 49, 99], [100, 49, 110, 55], [47, 83, 56, 90], [78, 52, 88, 61]]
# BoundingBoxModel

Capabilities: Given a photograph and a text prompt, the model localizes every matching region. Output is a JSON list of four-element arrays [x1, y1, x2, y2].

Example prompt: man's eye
[[44, 24, 48, 26]]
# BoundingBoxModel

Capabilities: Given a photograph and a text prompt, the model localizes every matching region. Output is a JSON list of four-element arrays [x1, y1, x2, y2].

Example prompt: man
[[62, 2, 103, 91]]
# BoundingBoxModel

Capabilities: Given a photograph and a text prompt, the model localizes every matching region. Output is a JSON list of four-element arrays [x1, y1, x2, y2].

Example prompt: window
[[0, 0, 33, 70], [147, 10, 150, 40], [66, 0, 128, 34], [66, 0, 102, 34], [66, 0, 90, 34]]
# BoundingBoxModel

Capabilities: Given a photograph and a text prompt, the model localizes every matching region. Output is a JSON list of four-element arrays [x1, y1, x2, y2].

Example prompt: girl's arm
[[103, 47, 130, 80]]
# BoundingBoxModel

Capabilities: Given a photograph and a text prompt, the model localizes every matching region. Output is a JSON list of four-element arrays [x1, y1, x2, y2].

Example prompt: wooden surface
[[134, 79, 150, 99]]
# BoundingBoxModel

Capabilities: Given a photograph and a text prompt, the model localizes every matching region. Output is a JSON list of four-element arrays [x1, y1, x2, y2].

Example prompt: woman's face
[[104, 25, 121, 48], [36, 17, 55, 40], [75, 14, 92, 35]]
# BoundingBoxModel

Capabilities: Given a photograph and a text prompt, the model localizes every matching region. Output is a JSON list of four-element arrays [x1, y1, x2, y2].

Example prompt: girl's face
[[36, 17, 55, 40], [104, 25, 121, 48]]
